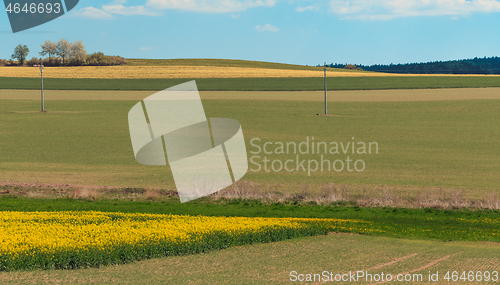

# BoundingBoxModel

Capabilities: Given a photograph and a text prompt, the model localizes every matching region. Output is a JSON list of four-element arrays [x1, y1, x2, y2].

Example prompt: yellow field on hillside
[[4, 66, 496, 79], [0, 66, 388, 78]]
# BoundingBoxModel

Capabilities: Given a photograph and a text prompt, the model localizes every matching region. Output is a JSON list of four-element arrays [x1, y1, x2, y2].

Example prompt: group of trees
[[84, 52, 127, 66], [39, 39, 87, 65], [325, 57, 500, 74], [342, 64, 364, 71], [3, 39, 126, 67]]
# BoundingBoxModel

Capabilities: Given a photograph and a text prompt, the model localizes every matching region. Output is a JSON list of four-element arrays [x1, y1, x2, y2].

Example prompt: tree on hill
[[11, 44, 29, 66], [86, 52, 126, 66], [56, 39, 72, 64], [6, 38, 124, 67], [69, 41, 87, 65], [39, 40, 57, 59], [40, 39, 87, 66]]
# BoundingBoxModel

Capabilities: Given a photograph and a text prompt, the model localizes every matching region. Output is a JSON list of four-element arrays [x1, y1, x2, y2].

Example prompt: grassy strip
[[2, 76, 500, 91], [1, 197, 498, 242], [124, 58, 330, 71]]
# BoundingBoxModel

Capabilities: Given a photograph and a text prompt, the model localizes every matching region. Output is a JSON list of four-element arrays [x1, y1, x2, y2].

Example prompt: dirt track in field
[[312, 253, 420, 285], [2, 88, 500, 101], [370, 254, 453, 285]]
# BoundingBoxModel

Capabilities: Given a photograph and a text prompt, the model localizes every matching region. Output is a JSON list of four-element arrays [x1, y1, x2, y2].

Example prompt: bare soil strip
[[365, 253, 420, 271], [2, 88, 500, 101], [370, 254, 453, 285], [0, 181, 119, 191], [311, 253, 419, 285]]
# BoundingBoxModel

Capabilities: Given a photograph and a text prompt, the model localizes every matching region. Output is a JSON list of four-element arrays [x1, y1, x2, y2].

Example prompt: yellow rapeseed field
[[0, 66, 420, 79], [2, 66, 499, 79], [0, 66, 380, 78], [0, 211, 362, 270]]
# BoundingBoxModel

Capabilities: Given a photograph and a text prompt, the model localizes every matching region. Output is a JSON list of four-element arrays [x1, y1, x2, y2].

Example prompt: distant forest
[[326, 56, 500, 74]]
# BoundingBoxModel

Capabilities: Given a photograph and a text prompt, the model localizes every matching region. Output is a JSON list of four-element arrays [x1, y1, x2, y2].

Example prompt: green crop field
[[2, 76, 500, 91], [1, 88, 499, 199]]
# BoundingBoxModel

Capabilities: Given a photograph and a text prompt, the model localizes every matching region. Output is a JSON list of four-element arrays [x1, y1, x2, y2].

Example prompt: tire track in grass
[[370, 254, 455, 285], [366, 253, 419, 271], [311, 253, 419, 285]]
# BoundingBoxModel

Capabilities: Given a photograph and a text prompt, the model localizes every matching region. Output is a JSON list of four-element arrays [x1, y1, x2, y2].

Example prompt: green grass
[[0, 197, 499, 242], [1, 97, 500, 195], [124, 58, 334, 71], [2, 76, 500, 91]]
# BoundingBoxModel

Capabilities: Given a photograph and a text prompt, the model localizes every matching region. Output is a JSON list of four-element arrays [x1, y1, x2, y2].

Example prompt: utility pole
[[40, 60, 44, 112], [324, 62, 327, 115]]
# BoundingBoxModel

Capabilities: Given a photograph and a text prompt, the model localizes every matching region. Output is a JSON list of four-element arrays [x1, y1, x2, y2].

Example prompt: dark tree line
[[324, 56, 500, 74]]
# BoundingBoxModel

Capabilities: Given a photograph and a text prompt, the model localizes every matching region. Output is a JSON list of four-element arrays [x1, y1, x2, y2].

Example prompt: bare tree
[[39, 40, 57, 59], [56, 39, 72, 64], [70, 40, 87, 65]]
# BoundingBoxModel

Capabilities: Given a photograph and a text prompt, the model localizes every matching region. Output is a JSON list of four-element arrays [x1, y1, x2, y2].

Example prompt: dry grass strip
[[3, 66, 500, 79]]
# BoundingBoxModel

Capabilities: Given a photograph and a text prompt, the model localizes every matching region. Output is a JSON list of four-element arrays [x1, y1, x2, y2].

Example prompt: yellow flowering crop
[[0, 66, 388, 79], [2, 66, 497, 79], [0, 211, 360, 270]]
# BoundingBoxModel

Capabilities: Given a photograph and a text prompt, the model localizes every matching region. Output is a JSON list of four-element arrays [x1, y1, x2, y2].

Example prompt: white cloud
[[329, 0, 500, 20], [73, 7, 113, 20], [74, 1, 160, 19], [254, 24, 279, 32], [102, 4, 160, 16], [295, 5, 317, 12], [145, 0, 276, 13], [75, 0, 275, 19]]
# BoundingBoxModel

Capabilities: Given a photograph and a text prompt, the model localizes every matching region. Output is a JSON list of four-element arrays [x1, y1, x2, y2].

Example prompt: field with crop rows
[[3, 76, 500, 91], [1, 89, 500, 199], [1, 233, 499, 284]]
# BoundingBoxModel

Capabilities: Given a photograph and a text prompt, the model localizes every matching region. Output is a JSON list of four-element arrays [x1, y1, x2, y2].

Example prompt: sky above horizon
[[1, 0, 500, 66]]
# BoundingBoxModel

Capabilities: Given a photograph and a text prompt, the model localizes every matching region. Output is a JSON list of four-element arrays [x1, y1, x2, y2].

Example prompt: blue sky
[[2, 0, 500, 66]]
